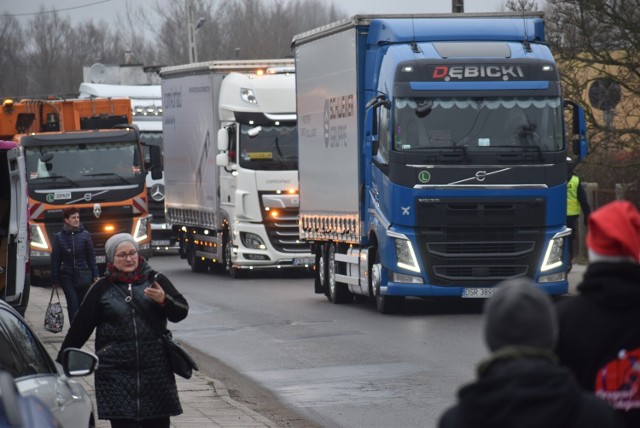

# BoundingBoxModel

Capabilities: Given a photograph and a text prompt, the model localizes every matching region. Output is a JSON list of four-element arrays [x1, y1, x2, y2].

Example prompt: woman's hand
[[144, 281, 166, 305]]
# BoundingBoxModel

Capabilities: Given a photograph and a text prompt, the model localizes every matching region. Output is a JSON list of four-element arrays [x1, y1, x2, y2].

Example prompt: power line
[[5, 0, 112, 17]]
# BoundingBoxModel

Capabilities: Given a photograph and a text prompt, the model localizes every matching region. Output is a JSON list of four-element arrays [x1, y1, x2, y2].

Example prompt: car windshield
[[25, 142, 142, 184], [238, 123, 298, 171], [394, 96, 563, 152]]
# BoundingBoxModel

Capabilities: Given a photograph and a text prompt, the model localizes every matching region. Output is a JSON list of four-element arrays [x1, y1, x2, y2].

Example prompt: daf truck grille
[[416, 197, 546, 286], [263, 208, 310, 253]]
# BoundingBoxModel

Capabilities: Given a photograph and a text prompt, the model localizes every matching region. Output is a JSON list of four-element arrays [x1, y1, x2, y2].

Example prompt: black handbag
[[113, 281, 198, 379], [161, 331, 199, 379], [44, 284, 64, 333]]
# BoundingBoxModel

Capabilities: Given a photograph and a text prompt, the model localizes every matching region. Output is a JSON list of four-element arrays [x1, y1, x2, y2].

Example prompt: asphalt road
[[151, 254, 588, 428]]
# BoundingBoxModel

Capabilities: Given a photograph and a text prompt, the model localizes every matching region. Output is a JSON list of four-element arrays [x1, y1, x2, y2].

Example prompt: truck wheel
[[327, 243, 351, 304], [188, 249, 208, 273], [315, 245, 327, 294], [225, 243, 243, 279], [376, 294, 405, 314], [371, 249, 404, 314]]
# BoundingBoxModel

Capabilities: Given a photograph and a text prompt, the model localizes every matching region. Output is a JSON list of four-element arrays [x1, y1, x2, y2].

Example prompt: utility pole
[[452, 0, 464, 13], [187, 0, 197, 63]]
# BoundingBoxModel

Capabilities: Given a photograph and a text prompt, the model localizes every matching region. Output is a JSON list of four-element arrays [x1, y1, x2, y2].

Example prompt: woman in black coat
[[50, 207, 99, 322], [58, 233, 189, 428]]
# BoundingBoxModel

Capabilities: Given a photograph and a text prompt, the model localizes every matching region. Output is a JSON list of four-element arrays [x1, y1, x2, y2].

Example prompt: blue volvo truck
[[292, 13, 588, 313]]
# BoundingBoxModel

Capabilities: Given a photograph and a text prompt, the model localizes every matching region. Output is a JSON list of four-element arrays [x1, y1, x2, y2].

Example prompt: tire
[[376, 293, 405, 314], [225, 242, 243, 279], [327, 243, 351, 304], [188, 247, 207, 273], [314, 245, 326, 294], [371, 249, 404, 314]]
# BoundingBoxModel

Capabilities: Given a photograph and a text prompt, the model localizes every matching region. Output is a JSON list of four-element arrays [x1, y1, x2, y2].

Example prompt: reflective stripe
[[567, 175, 580, 216]]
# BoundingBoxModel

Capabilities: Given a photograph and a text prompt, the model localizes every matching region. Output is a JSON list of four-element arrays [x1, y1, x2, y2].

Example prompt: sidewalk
[[25, 285, 280, 428]]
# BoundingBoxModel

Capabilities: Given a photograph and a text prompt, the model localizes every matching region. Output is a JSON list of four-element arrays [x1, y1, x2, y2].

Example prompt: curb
[[25, 284, 280, 428]]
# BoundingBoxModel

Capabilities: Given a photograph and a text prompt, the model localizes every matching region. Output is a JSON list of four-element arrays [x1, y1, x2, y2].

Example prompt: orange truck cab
[[0, 97, 161, 287]]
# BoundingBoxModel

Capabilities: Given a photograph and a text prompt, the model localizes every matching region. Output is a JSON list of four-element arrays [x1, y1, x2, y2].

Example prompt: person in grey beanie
[[438, 277, 623, 428], [58, 232, 189, 428]]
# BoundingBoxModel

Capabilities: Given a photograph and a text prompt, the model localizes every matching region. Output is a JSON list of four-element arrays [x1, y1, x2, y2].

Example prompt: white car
[[0, 300, 98, 428]]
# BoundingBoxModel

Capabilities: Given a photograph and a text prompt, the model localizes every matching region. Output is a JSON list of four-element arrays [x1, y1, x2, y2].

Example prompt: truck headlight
[[240, 232, 266, 250], [541, 230, 571, 272], [395, 238, 420, 273], [133, 217, 149, 242], [30, 224, 48, 249]]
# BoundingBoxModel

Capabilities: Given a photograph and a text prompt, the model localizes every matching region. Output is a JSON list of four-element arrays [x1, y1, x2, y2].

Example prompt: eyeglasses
[[115, 250, 138, 260]]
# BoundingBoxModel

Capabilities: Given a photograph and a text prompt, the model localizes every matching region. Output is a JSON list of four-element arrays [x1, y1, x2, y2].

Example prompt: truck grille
[[263, 208, 310, 253], [416, 197, 546, 286]]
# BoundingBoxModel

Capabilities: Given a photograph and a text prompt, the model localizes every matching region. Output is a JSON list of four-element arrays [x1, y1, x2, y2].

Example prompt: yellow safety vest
[[567, 174, 581, 216]]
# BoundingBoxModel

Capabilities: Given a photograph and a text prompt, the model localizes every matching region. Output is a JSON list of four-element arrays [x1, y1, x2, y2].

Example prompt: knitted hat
[[484, 277, 558, 352], [105, 233, 139, 262], [586, 200, 640, 264]]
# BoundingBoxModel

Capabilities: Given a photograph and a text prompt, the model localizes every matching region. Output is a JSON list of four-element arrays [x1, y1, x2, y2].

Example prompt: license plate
[[96, 255, 106, 264], [293, 257, 315, 266], [153, 240, 171, 246], [462, 287, 496, 298]]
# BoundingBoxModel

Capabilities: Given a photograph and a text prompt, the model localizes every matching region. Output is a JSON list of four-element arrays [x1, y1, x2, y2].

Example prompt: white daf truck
[[160, 59, 313, 277]]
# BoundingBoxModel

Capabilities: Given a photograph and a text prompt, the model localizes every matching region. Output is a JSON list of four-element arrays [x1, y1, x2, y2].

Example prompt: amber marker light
[[271, 210, 280, 218], [104, 224, 115, 232]]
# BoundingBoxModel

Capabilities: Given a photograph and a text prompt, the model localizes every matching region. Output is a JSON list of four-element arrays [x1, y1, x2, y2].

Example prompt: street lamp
[[187, 0, 205, 63]]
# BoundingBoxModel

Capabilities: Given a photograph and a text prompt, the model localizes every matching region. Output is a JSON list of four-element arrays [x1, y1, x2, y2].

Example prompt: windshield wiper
[[83, 172, 129, 184], [495, 145, 544, 161], [36, 175, 78, 186]]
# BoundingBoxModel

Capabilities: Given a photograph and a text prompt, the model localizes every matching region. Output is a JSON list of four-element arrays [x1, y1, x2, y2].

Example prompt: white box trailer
[[160, 60, 313, 276]]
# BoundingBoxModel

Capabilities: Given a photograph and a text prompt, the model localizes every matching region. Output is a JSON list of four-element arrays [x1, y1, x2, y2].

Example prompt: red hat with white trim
[[586, 200, 640, 264]]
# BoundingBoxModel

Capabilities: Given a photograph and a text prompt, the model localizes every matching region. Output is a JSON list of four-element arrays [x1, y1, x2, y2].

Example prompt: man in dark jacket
[[439, 277, 623, 428], [556, 200, 640, 427]]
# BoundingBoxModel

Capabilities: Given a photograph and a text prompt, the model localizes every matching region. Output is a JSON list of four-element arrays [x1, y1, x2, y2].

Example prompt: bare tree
[[505, 0, 539, 11], [0, 14, 28, 97], [27, 7, 74, 96], [546, 0, 640, 197]]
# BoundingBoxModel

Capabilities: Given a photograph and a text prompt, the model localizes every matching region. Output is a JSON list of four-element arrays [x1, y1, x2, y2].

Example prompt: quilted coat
[[58, 260, 189, 421], [51, 224, 99, 283]]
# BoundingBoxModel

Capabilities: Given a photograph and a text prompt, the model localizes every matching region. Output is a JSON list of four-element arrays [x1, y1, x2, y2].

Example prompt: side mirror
[[217, 128, 229, 151], [149, 145, 163, 180], [216, 153, 229, 167], [564, 100, 588, 160], [62, 348, 98, 377]]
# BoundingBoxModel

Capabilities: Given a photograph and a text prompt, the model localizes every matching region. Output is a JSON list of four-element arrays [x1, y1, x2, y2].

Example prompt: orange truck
[[0, 97, 160, 286]]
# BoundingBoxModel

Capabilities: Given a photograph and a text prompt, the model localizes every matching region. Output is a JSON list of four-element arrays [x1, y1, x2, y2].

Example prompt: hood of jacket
[[577, 262, 640, 310], [455, 354, 581, 428]]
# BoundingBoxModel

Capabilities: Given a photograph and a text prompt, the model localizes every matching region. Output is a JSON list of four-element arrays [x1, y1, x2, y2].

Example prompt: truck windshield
[[394, 96, 563, 152], [238, 123, 298, 171], [25, 142, 142, 185]]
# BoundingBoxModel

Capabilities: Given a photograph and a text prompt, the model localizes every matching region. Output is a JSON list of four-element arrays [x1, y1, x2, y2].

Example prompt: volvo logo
[[93, 203, 102, 219], [150, 183, 165, 202], [475, 171, 487, 182]]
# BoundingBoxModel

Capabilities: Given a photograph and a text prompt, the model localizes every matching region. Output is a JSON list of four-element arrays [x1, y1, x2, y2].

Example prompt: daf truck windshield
[[394, 96, 563, 152], [238, 123, 298, 170], [25, 142, 142, 185]]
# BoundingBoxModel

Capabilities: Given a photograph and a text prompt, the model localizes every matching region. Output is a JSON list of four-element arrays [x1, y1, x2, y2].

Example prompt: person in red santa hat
[[555, 200, 640, 427]]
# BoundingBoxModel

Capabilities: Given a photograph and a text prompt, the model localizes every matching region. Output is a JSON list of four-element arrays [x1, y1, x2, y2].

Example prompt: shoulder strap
[[112, 283, 166, 338]]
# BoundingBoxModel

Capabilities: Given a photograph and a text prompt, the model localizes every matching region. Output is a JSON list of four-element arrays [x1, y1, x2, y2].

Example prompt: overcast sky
[[4, 0, 541, 28]]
